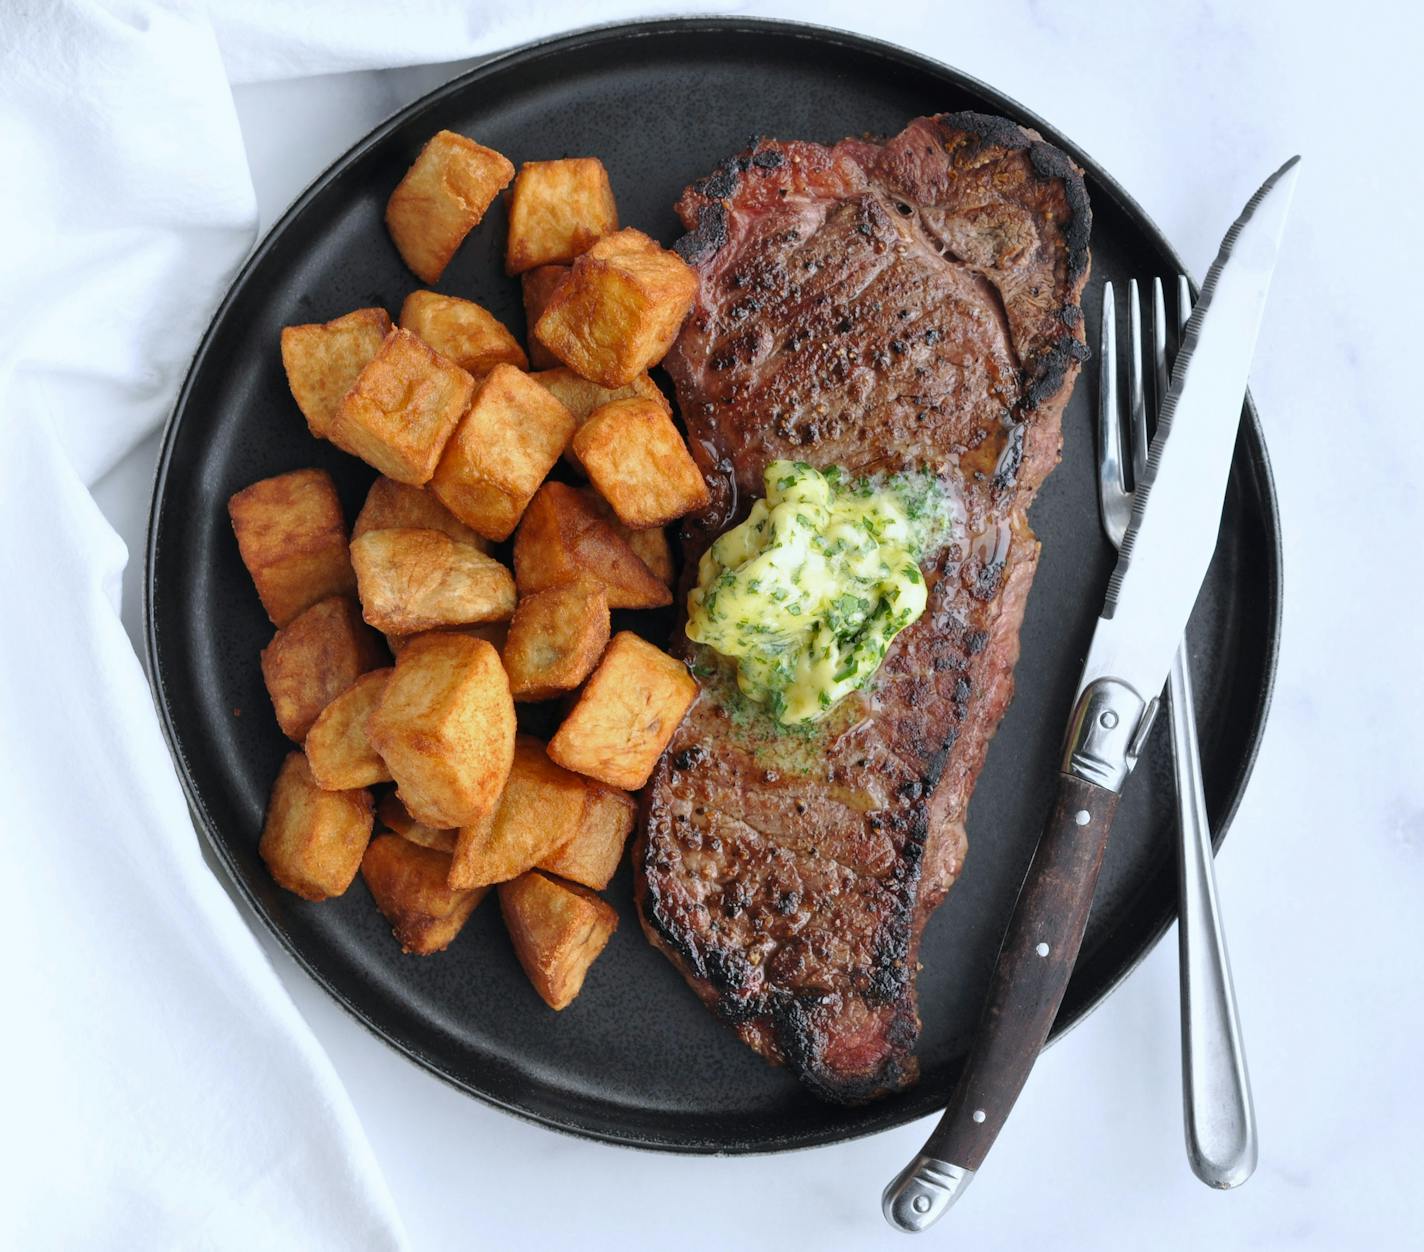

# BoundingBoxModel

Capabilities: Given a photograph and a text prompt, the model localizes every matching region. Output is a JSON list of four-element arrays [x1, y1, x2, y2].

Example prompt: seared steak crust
[[636, 114, 1090, 1102]]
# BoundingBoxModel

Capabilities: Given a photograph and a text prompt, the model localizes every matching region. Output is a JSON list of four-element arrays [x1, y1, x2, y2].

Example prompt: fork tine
[[1127, 279, 1148, 489], [1177, 273, 1193, 333], [1097, 281, 1128, 541], [1151, 277, 1168, 431]]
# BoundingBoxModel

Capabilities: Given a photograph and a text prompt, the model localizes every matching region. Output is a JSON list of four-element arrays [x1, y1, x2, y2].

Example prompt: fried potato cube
[[361, 833, 487, 955], [429, 364, 575, 541], [538, 784, 635, 890], [449, 738, 589, 890], [377, 793, 457, 854], [386, 621, 509, 659], [521, 266, 569, 369], [280, 308, 392, 442], [399, 291, 527, 377], [533, 366, 671, 468], [513, 482, 669, 609], [582, 490, 674, 586], [352, 475, 489, 551], [385, 130, 514, 283], [350, 528, 516, 634], [502, 578, 610, 701], [573, 398, 710, 529], [367, 633, 515, 828], [498, 871, 618, 1010], [229, 468, 357, 627], [260, 752, 374, 901], [533, 228, 697, 386], [547, 631, 697, 789], [333, 329, 474, 485], [505, 158, 619, 275], [304, 668, 393, 790], [260, 596, 384, 741]]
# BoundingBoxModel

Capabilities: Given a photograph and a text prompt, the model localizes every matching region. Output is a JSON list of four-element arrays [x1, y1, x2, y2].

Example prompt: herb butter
[[686, 460, 956, 724]]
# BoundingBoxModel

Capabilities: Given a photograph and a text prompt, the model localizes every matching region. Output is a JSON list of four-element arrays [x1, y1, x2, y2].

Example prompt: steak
[[635, 114, 1091, 1103]]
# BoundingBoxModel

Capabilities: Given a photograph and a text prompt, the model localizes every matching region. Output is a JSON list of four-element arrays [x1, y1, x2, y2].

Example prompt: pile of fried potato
[[228, 130, 708, 1011]]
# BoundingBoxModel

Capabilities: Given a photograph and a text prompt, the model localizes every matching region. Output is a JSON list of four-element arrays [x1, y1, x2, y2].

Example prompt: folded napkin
[[0, 1, 710, 1246]]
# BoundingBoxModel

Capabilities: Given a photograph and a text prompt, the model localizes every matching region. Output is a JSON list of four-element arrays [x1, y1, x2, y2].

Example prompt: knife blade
[[882, 157, 1299, 1233]]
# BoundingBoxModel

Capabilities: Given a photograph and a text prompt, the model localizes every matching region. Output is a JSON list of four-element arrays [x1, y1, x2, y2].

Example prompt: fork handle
[[1169, 640, 1257, 1188]]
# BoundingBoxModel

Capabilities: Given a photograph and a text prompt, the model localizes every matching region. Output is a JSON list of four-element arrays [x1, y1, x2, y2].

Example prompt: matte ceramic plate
[[145, 17, 1280, 1153]]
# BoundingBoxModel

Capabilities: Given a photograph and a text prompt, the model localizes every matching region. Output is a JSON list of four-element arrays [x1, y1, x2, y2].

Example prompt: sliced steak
[[636, 113, 1091, 1103]]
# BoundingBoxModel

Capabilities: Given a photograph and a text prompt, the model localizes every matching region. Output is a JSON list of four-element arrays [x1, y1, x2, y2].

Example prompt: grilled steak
[[635, 114, 1090, 1103]]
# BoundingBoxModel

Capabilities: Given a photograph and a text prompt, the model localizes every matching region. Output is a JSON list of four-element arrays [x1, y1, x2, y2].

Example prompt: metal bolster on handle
[[1062, 678, 1157, 792], [882, 1155, 975, 1233]]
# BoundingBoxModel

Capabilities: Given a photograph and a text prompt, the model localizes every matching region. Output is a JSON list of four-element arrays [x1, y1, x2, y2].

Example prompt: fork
[[1099, 277, 1258, 1189]]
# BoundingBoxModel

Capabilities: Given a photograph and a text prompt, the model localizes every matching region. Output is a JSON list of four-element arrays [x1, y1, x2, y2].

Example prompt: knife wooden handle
[[927, 773, 1119, 1166]]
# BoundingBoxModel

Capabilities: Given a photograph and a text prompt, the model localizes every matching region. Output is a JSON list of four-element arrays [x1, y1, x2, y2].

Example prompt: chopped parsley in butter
[[685, 460, 956, 725]]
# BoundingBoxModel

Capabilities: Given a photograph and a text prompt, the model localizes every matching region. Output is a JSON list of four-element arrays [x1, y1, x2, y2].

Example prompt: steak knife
[[883, 157, 1299, 1232]]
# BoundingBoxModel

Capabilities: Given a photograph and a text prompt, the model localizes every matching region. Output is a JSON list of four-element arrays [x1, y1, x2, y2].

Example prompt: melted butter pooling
[[686, 460, 957, 724]]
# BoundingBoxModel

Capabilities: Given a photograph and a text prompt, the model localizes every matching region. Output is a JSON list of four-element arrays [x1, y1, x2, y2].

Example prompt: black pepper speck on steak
[[634, 113, 1091, 1103]]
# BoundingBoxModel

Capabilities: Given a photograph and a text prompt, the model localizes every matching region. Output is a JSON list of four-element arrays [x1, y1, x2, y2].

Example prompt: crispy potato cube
[[573, 398, 710, 529], [547, 631, 697, 789], [533, 228, 697, 386], [367, 633, 515, 828], [304, 668, 393, 790], [521, 266, 569, 368], [449, 738, 589, 889], [533, 367, 671, 468], [229, 468, 357, 627], [538, 784, 635, 890], [502, 578, 610, 701], [352, 476, 489, 551], [350, 528, 516, 634], [429, 364, 575, 541], [377, 793, 457, 854], [505, 158, 618, 275], [333, 329, 474, 485], [582, 490, 674, 586], [280, 308, 392, 442], [498, 871, 618, 1010], [386, 621, 508, 659], [361, 833, 487, 955], [399, 291, 527, 377], [260, 752, 373, 900], [385, 130, 514, 283], [513, 482, 669, 609], [260, 596, 384, 741]]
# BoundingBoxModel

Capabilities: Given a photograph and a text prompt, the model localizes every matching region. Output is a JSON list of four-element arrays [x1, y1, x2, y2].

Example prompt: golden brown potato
[[520, 266, 569, 369], [547, 631, 698, 789], [304, 668, 393, 790], [361, 833, 487, 954], [398, 291, 527, 377], [228, 468, 357, 627], [505, 158, 618, 275], [280, 308, 392, 442], [501, 578, 610, 702], [332, 329, 474, 485], [350, 528, 516, 634], [532, 367, 671, 469], [449, 738, 589, 890], [498, 870, 618, 1010], [533, 228, 697, 387], [429, 364, 575, 541], [581, 490, 674, 587], [385, 621, 508, 659], [353, 476, 489, 552], [512, 482, 669, 610], [367, 633, 515, 828], [385, 130, 514, 284], [260, 596, 384, 741], [260, 752, 373, 900], [538, 784, 635, 890], [376, 793, 457, 854], [572, 397, 710, 529]]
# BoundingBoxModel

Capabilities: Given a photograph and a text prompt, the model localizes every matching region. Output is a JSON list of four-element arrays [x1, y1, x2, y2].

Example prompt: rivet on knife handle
[[882, 677, 1145, 1232]]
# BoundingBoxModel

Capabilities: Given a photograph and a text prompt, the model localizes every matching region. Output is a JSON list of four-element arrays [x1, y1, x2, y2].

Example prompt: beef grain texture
[[636, 114, 1091, 1103]]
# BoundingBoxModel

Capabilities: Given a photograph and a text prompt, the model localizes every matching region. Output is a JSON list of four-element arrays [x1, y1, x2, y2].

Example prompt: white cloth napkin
[[0, 1, 711, 1246]]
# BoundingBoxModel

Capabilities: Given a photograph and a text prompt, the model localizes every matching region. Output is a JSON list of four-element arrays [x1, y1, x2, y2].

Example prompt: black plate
[[145, 18, 1280, 1153]]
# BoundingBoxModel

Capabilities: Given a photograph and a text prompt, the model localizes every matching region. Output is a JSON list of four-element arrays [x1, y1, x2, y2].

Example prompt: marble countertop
[[95, 2, 1424, 1247]]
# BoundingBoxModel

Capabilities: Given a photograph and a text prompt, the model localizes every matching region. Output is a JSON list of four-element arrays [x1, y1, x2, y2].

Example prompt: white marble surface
[[93, 2, 1424, 1247]]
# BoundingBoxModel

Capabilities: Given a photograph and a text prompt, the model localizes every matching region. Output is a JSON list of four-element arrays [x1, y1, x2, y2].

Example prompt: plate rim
[[143, 14, 1283, 1155]]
